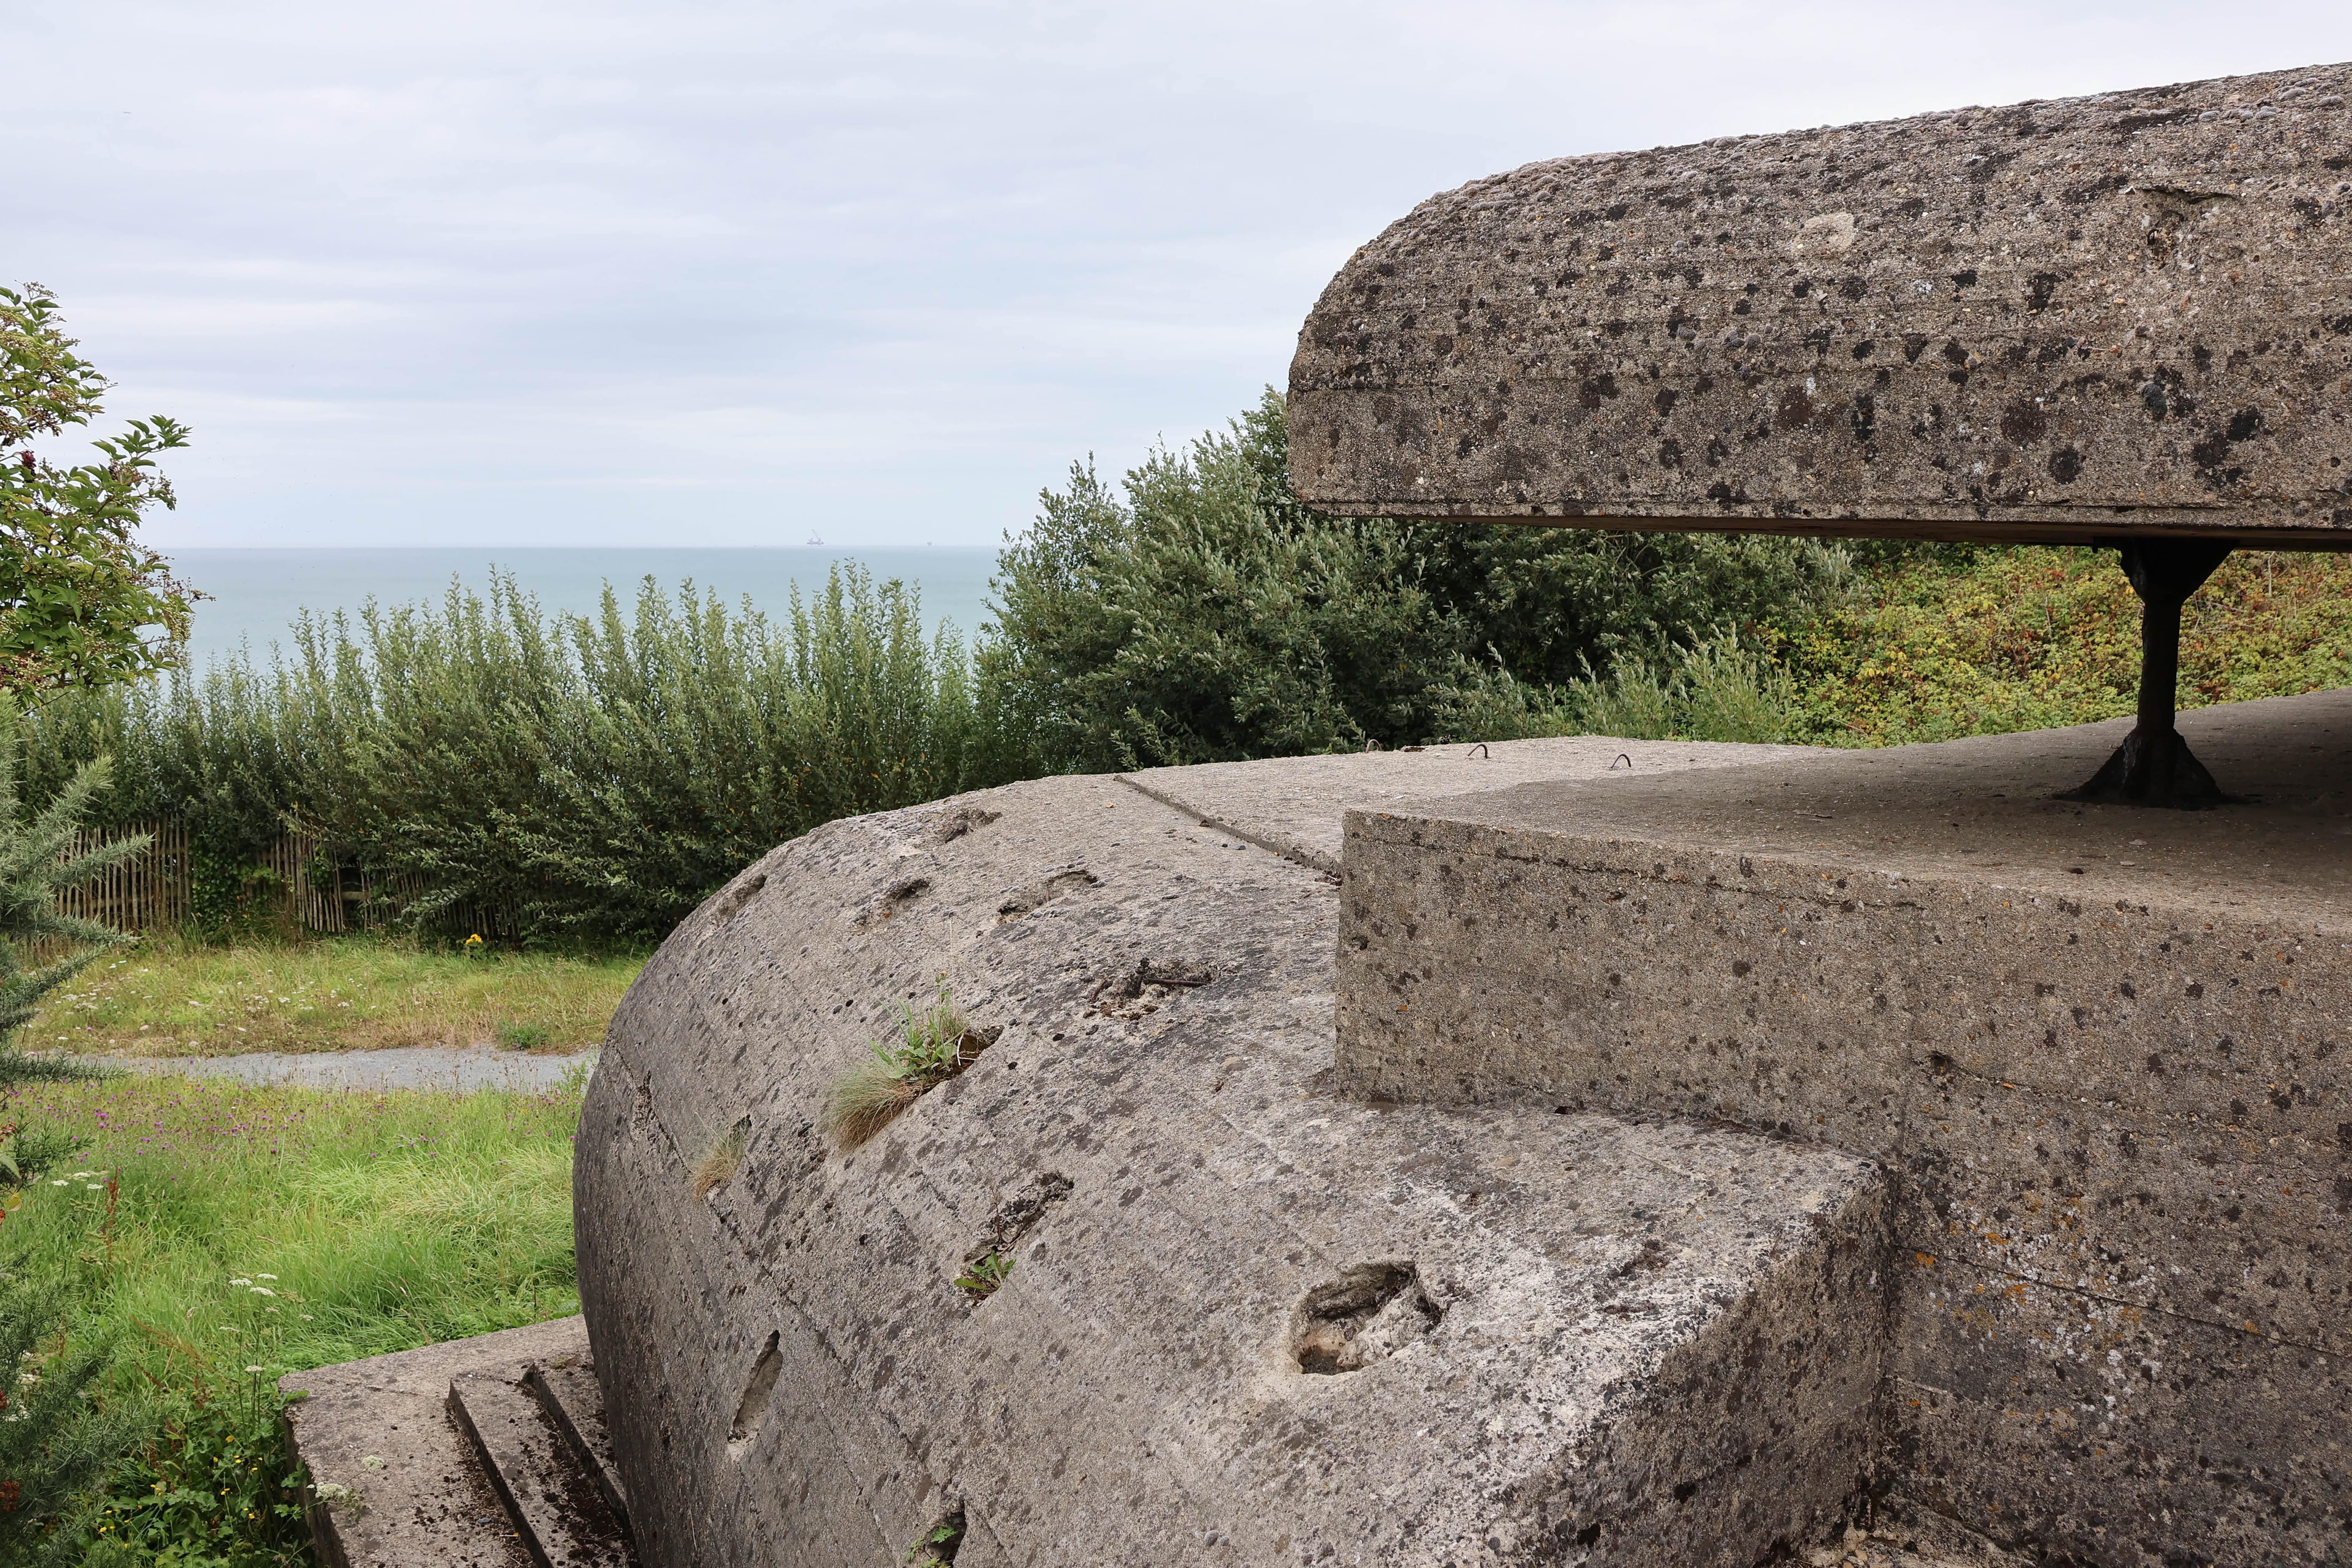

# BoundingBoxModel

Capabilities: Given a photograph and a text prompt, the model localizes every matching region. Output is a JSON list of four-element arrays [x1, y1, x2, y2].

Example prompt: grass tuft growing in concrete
[[820, 985, 988, 1150]]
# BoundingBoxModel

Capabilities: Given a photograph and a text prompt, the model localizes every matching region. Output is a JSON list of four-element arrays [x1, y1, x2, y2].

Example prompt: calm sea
[[165, 547, 1002, 667]]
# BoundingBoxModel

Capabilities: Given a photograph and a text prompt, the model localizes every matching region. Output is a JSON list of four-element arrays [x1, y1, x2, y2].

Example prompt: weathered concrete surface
[[1338, 687, 2352, 1565], [574, 756, 1893, 1568], [1120, 736, 1811, 874], [1290, 61, 2352, 548], [280, 1317, 589, 1568], [448, 1371, 634, 1566]]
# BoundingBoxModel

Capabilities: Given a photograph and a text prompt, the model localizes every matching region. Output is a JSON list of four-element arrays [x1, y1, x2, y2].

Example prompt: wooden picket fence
[[52, 819, 512, 938], [56, 818, 194, 932]]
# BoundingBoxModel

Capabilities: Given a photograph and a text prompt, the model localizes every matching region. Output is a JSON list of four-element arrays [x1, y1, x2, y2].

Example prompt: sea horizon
[[160, 545, 1003, 667]]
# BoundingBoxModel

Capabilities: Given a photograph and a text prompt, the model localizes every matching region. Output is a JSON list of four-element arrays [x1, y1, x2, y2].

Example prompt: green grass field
[[25, 935, 644, 1057], [2, 1069, 589, 1564]]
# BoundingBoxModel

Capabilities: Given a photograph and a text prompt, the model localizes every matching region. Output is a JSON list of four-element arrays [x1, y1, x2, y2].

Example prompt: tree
[[0, 284, 197, 694], [985, 389, 1850, 768]]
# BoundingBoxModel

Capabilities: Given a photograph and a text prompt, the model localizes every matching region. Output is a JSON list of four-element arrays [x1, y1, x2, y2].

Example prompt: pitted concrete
[[1290, 61, 2352, 549], [1339, 688, 2352, 1565], [574, 750, 1891, 1568], [1118, 736, 1811, 874]]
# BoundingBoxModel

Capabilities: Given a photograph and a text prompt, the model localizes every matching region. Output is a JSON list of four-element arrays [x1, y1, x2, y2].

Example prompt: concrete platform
[[1338, 688, 2352, 1566], [280, 1315, 635, 1568]]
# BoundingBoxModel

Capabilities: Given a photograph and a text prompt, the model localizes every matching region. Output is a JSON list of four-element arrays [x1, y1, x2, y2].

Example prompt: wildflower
[[229, 1277, 252, 1286], [245, 1365, 264, 1373], [251, 1286, 275, 1297], [255, 1273, 277, 1281]]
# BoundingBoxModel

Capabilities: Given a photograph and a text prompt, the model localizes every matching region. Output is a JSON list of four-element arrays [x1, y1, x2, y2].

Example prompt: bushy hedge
[[10, 390, 1855, 944], [18, 568, 1033, 942], [986, 390, 1847, 768]]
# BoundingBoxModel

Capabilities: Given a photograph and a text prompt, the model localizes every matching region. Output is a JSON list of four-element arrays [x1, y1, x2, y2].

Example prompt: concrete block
[[1335, 689, 2352, 1561]]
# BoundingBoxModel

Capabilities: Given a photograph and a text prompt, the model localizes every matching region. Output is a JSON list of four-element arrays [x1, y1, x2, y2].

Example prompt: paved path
[[57, 1046, 596, 1093]]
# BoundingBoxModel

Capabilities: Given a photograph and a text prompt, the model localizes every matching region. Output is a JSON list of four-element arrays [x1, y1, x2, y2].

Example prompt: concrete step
[[282, 1316, 636, 1568], [525, 1357, 630, 1534], [449, 1370, 634, 1568]]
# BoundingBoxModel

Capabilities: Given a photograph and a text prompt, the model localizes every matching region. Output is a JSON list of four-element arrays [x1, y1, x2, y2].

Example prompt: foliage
[[984, 388, 1848, 767], [28, 932, 639, 1057], [0, 284, 197, 694], [820, 983, 983, 1148], [19, 564, 1029, 943], [1428, 628, 1800, 745], [952, 1249, 1014, 1300], [1, 1121, 88, 1188], [0, 713, 148, 1091], [0, 1070, 585, 1559], [0, 1273, 143, 1564], [1777, 545, 2352, 746], [78, 1367, 307, 1568]]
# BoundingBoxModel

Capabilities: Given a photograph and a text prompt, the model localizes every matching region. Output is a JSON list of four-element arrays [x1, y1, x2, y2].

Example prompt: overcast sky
[[15, 2, 2352, 548]]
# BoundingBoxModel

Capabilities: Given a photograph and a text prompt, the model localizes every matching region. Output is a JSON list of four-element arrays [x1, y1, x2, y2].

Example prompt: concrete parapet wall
[[1336, 691, 2352, 1565]]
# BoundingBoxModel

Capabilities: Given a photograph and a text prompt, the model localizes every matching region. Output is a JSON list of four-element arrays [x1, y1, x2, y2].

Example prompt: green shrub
[[1425, 628, 1798, 745], [986, 389, 1847, 766], [19, 565, 1036, 944]]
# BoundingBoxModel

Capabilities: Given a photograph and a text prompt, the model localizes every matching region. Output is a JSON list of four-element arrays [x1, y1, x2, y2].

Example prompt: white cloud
[[12, 0, 2352, 545]]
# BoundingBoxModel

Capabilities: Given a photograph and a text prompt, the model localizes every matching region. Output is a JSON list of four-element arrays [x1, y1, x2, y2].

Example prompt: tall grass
[[16, 567, 1037, 943], [0, 1072, 586, 1562]]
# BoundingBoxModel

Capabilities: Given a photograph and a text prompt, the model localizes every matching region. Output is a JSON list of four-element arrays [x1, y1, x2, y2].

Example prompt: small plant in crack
[[692, 1118, 749, 1199], [821, 981, 994, 1149], [953, 1249, 1014, 1300], [906, 1508, 965, 1565]]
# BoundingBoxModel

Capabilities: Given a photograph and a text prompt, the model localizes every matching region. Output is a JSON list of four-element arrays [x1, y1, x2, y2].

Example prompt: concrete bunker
[[546, 60, 2352, 1568]]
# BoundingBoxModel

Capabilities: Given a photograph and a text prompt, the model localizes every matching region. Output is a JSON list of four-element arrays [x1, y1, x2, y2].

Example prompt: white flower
[[18, 1373, 38, 1385], [299, 1314, 314, 1321], [245, 1365, 265, 1373], [359, 1455, 385, 1470], [255, 1273, 277, 1281], [228, 1278, 252, 1287], [85, 1183, 103, 1190], [250, 1286, 275, 1297]]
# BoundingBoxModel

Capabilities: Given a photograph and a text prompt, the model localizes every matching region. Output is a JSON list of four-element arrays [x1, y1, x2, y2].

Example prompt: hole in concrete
[[928, 807, 1001, 845], [726, 1332, 783, 1460], [996, 867, 1097, 922], [707, 871, 768, 930], [956, 1173, 1073, 1301], [908, 1506, 966, 1565], [1088, 957, 1215, 1019], [861, 877, 932, 926], [1293, 1262, 1440, 1375]]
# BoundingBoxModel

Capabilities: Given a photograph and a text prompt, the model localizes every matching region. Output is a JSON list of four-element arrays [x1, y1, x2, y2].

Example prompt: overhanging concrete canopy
[[1288, 62, 2352, 549]]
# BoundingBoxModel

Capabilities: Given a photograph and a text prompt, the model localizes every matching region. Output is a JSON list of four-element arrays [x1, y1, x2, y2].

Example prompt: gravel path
[[55, 1046, 596, 1093]]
